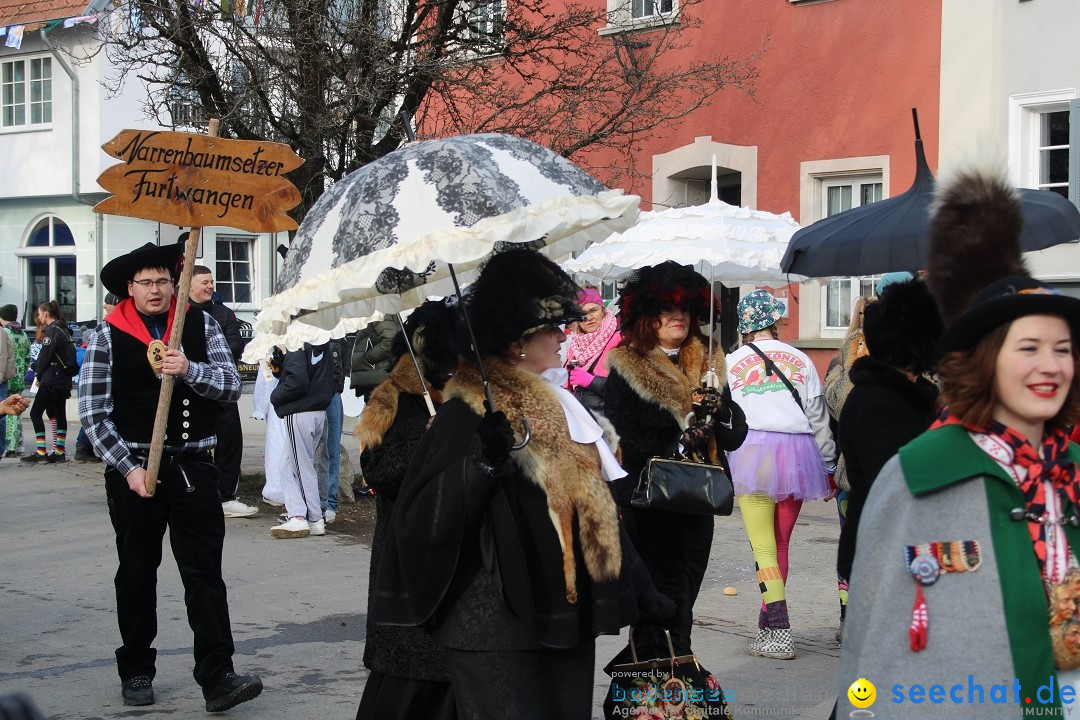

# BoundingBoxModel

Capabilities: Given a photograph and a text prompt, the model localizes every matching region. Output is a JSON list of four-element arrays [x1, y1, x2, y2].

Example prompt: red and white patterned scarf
[[567, 311, 618, 369]]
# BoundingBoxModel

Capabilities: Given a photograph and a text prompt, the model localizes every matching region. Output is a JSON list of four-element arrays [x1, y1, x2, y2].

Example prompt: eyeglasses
[[131, 279, 173, 289]]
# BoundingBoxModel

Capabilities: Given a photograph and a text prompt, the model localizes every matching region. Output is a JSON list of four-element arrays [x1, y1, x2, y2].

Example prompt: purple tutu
[[727, 429, 829, 501]]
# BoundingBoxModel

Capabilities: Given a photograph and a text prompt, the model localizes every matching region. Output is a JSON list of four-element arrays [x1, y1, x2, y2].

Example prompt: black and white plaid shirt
[[78, 313, 241, 477]]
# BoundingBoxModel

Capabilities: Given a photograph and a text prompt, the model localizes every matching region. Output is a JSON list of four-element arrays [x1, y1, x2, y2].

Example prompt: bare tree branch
[[96, 0, 762, 222]]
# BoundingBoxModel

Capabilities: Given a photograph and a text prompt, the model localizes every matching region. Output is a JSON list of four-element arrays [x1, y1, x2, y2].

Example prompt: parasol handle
[[707, 263, 715, 379], [394, 313, 436, 418], [447, 262, 531, 449]]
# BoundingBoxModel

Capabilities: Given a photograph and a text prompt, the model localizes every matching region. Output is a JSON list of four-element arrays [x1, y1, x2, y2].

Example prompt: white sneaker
[[324, 509, 337, 524], [309, 519, 326, 536], [747, 628, 796, 660], [222, 500, 259, 518], [261, 496, 285, 507], [270, 518, 310, 539]]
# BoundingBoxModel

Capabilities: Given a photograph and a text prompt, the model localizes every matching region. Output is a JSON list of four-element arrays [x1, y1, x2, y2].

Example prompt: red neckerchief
[[933, 411, 1080, 579], [104, 297, 183, 347]]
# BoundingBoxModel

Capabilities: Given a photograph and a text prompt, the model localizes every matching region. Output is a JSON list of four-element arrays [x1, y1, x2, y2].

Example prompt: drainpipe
[[41, 26, 104, 312]]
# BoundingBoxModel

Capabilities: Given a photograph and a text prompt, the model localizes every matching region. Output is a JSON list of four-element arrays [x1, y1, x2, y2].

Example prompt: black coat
[[603, 347, 747, 657], [33, 322, 73, 392], [191, 300, 243, 364], [604, 367, 746, 506], [360, 392, 450, 682], [836, 355, 939, 579], [370, 397, 635, 652], [270, 343, 333, 417]]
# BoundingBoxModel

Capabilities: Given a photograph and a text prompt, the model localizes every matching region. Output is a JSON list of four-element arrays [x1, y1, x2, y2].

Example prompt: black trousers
[[104, 455, 234, 690], [622, 506, 713, 657], [28, 386, 67, 436], [213, 401, 243, 501], [445, 640, 595, 720]]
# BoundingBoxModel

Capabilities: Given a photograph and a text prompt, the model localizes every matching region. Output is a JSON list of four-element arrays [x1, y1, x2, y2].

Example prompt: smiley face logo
[[847, 678, 877, 709]]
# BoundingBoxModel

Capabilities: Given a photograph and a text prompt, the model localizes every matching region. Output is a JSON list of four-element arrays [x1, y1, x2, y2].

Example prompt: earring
[[519, 352, 527, 359]]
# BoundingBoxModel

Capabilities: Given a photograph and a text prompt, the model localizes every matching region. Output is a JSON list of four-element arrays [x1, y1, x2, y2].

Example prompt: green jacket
[[838, 424, 1080, 718]]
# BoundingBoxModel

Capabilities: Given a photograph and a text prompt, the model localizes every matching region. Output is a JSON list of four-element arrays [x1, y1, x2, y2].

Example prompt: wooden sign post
[[95, 121, 304, 495]]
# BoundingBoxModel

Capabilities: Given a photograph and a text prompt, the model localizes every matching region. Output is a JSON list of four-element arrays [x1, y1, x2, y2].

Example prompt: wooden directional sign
[[94, 129, 304, 233]]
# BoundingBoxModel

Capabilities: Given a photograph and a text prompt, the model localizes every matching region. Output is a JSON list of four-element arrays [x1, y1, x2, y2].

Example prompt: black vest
[[110, 307, 217, 446]]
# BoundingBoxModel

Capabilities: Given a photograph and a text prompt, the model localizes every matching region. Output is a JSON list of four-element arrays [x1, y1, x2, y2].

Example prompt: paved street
[[0, 394, 841, 719]]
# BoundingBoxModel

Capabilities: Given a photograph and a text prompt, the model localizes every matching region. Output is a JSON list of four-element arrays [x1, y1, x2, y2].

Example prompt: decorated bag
[[603, 630, 731, 720]]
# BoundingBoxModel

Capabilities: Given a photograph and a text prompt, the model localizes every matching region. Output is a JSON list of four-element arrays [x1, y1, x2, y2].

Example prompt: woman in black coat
[[604, 262, 748, 661], [355, 300, 459, 720], [836, 278, 943, 582], [370, 249, 643, 720]]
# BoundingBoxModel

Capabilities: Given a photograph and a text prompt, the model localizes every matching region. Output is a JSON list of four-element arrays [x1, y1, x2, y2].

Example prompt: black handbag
[[631, 456, 734, 516], [603, 629, 731, 719]]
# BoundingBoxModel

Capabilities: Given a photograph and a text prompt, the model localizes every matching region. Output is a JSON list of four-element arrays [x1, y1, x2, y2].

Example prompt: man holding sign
[[78, 242, 262, 712]]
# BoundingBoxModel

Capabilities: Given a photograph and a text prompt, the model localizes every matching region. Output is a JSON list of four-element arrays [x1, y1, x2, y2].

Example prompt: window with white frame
[[459, 0, 504, 53], [603, 0, 678, 31], [633, 0, 673, 18], [1010, 91, 1075, 198], [167, 71, 207, 128], [821, 174, 884, 331], [2, 57, 52, 129], [216, 236, 255, 304], [1035, 109, 1069, 199]]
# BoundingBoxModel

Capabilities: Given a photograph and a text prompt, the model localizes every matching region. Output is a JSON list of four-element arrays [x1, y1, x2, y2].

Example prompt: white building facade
[[939, 0, 1080, 287], [0, 5, 283, 326]]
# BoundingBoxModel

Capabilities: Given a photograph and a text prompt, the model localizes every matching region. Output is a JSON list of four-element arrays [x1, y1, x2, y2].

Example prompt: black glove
[[637, 586, 677, 625], [477, 410, 515, 468], [680, 418, 715, 458]]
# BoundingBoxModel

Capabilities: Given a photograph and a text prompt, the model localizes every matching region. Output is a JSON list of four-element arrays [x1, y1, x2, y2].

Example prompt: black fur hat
[[863, 278, 943, 375], [928, 167, 1080, 355], [464, 247, 582, 356], [391, 299, 459, 390], [616, 261, 717, 330]]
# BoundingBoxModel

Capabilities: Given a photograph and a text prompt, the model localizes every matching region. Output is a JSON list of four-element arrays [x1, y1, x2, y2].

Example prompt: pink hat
[[577, 288, 603, 306]]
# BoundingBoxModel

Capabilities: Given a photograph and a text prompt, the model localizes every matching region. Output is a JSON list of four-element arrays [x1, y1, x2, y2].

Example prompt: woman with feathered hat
[[837, 167, 1080, 719], [604, 261, 748, 663], [369, 248, 641, 719], [355, 299, 459, 720]]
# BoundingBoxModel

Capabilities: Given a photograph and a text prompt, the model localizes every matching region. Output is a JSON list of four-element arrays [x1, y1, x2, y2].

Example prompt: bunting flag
[[5, 25, 24, 49], [220, 0, 245, 18], [63, 14, 103, 27]]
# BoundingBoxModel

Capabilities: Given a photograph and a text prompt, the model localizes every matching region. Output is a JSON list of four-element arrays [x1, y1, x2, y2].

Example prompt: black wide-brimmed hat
[[100, 242, 184, 299], [935, 275, 1080, 356], [464, 247, 582, 356], [616, 261, 716, 330]]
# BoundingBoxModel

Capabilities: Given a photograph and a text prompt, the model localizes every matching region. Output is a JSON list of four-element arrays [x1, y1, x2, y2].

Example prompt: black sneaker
[[47, 452, 66, 464], [204, 672, 262, 713], [74, 446, 100, 463], [121, 675, 155, 706], [19, 453, 47, 464]]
